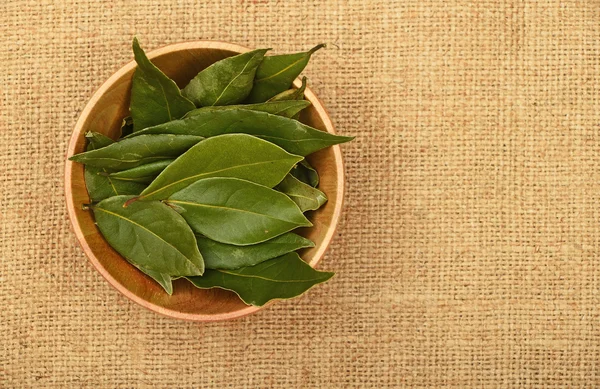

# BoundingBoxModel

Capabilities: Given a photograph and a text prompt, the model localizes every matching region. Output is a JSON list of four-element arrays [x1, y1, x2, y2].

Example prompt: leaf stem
[[309, 43, 326, 55], [82, 202, 100, 210], [123, 197, 139, 208]]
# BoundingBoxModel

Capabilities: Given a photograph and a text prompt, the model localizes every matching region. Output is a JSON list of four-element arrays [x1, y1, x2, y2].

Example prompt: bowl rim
[[64, 40, 345, 321]]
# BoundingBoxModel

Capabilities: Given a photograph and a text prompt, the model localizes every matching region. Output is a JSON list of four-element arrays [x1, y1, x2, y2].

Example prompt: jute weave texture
[[2, 1, 600, 387]]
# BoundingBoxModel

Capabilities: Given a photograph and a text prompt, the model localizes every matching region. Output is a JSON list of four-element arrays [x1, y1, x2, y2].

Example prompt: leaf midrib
[[255, 55, 307, 83], [77, 156, 172, 163], [157, 80, 173, 120], [168, 199, 308, 225], [258, 134, 339, 144], [212, 53, 258, 106], [216, 268, 327, 283], [140, 158, 299, 199], [109, 175, 154, 182], [283, 191, 319, 203]]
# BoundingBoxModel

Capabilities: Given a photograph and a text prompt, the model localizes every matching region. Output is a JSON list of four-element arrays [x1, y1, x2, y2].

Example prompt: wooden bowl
[[65, 41, 345, 321]]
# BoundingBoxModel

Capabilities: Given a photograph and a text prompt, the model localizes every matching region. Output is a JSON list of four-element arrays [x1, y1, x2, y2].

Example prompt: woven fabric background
[[2, 0, 600, 387]]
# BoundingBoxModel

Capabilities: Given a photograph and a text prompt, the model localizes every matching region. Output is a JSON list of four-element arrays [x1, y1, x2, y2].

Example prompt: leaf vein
[[141, 159, 297, 199], [255, 55, 307, 83], [167, 200, 303, 224]]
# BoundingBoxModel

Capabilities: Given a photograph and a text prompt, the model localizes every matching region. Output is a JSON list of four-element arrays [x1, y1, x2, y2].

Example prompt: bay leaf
[[85, 167, 147, 202], [92, 195, 204, 276], [85, 131, 114, 149], [69, 134, 202, 170], [197, 233, 314, 270], [182, 49, 269, 107], [267, 76, 307, 102], [130, 38, 196, 132], [127, 109, 353, 156], [134, 264, 173, 295], [268, 77, 308, 120], [247, 44, 325, 103], [186, 100, 310, 119], [108, 159, 173, 184], [290, 160, 319, 187], [275, 174, 327, 212], [167, 177, 311, 245], [138, 134, 302, 201], [83, 132, 146, 201], [186, 252, 334, 306]]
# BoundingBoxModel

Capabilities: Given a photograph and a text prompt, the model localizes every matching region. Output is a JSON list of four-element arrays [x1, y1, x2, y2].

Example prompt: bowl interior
[[65, 41, 344, 321]]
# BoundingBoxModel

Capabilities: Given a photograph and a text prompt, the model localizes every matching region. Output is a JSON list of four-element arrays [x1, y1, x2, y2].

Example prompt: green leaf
[[138, 134, 302, 201], [267, 76, 308, 102], [85, 167, 147, 202], [134, 264, 173, 295], [131, 38, 196, 132], [69, 134, 202, 170], [108, 159, 173, 184], [290, 160, 319, 187], [85, 131, 114, 149], [167, 177, 311, 245], [119, 116, 134, 138], [83, 132, 147, 201], [186, 252, 334, 306], [275, 174, 327, 212], [268, 77, 308, 120], [182, 49, 269, 107], [186, 100, 310, 119], [92, 195, 204, 276], [247, 44, 325, 103], [197, 233, 314, 270], [127, 109, 353, 156]]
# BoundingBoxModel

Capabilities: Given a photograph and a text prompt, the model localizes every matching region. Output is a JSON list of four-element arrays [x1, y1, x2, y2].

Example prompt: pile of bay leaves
[[69, 38, 352, 306]]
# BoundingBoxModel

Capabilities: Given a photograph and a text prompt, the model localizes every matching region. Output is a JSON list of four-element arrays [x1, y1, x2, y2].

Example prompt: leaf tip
[[335, 135, 355, 144]]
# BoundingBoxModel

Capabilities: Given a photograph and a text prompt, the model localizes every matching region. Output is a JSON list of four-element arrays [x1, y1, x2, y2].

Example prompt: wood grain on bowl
[[65, 41, 345, 322]]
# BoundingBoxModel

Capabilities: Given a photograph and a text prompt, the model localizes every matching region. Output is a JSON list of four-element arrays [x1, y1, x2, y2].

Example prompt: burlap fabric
[[2, 0, 600, 387]]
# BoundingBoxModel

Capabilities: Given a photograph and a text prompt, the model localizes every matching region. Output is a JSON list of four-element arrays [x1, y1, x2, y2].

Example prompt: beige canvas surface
[[2, 0, 600, 387]]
